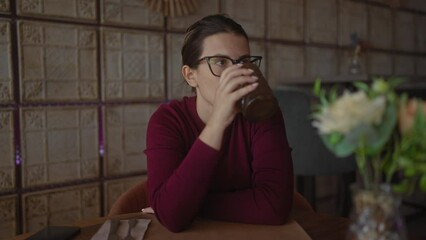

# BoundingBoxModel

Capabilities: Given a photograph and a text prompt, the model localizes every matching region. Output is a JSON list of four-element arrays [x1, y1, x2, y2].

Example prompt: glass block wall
[[1, 0, 426, 238]]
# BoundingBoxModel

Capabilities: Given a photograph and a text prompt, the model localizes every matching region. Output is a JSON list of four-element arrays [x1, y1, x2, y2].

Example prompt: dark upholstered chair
[[274, 87, 357, 216], [108, 180, 149, 217]]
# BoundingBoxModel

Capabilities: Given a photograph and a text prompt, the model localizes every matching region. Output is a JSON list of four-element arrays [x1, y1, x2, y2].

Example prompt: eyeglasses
[[196, 55, 262, 77]]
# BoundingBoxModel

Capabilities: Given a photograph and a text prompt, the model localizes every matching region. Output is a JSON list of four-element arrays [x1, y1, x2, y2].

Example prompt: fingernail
[[237, 63, 243, 67], [251, 76, 258, 80]]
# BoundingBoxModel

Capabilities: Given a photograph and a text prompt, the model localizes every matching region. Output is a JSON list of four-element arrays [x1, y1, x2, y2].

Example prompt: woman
[[144, 14, 294, 232]]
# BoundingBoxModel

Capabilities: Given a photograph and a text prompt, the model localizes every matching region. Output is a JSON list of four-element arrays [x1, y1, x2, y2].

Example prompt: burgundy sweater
[[145, 96, 294, 232]]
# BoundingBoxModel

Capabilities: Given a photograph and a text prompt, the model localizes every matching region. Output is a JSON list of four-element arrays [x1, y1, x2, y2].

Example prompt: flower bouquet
[[311, 78, 426, 239]]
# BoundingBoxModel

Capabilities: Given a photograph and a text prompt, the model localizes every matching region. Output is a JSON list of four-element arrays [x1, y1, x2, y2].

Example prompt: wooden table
[[16, 209, 348, 240]]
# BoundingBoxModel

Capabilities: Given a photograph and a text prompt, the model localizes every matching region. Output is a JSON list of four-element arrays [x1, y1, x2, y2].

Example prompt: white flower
[[313, 91, 386, 134]]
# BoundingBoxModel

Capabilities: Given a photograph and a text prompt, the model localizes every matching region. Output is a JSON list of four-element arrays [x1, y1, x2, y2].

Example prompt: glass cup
[[239, 62, 278, 122]]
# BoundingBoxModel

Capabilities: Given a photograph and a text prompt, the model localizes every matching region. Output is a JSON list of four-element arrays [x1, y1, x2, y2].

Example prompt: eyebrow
[[208, 54, 252, 60], [237, 55, 251, 60]]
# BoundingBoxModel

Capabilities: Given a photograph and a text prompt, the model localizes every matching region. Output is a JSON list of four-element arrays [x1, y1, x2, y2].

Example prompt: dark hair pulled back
[[181, 14, 248, 68]]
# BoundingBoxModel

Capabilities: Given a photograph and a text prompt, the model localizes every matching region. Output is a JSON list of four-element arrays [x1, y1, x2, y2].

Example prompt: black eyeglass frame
[[196, 55, 263, 77]]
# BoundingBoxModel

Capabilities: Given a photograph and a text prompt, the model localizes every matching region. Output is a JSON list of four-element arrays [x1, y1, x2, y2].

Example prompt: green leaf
[[420, 174, 426, 192], [383, 151, 399, 183], [329, 86, 338, 103], [372, 79, 389, 95], [353, 81, 369, 92], [328, 132, 343, 145], [341, 124, 379, 156], [417, 163, 426, 173], [371, 76, 385, 82], [313, 79, 322, 97], [393, 179, 410, 193], [321, 132, 357, 157], [365, 104, 397, 155], [398, 156, 414, 168], [413, 102, 426, 130], [387, 77, 406, 89], [320, 93, 328, 106], [404, 166, 417, 177]]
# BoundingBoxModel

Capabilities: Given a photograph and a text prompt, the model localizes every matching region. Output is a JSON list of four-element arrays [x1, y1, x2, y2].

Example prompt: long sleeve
[[145, 97, 294, 232], [145, 104, 221, 232], [199, 112, 294, 224]]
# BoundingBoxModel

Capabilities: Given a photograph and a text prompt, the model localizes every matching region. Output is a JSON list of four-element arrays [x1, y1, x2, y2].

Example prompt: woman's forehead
[[200, 32, 250, 57]]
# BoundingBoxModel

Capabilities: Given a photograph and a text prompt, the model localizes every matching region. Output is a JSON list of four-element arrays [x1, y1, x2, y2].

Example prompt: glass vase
[[347, 184, 407, 240], [348, 56, 362, 75]]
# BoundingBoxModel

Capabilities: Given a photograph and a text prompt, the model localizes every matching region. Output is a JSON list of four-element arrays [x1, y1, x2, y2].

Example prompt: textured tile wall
[[418, 15, 426, 52], [267, 0, 304, 41], [22, 184, 100, 232], [0, 195, 16, 239], [0, 0, 9, 13], [167, 33, 193, 99], [369, 6, 393, 49], [16, 0, 97, 21], [395, 55, 416, 76], [0, 109, 14, 192], [268, 44, 305, 85], [1, 0, 426, 238], [368, 52, 394, 75], [339, 1, 367, 46], [104, 104, 157, 176], [306, 0, 337, 44], [417, 57, 426, 76], [20, 107, 99, 187], [101, 0, 163, 27], [18, 21, 98, 102], [221, 0, 265, 38], [306, 47, 338, 77], [0, 20, 12, 103], [101, 28, 164, 100], [395, 12, 416, 52]]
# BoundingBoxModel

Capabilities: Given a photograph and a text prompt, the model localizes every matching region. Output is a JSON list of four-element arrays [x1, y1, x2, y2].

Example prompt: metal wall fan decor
[[143, 0, 199, 17]]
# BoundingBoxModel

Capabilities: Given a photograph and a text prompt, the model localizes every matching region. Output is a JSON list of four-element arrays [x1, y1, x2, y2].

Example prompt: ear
[[182, 65, 197, 88]]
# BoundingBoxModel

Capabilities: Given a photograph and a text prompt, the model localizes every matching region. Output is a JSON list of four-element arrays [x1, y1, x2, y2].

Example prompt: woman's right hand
[[208, 64, 259, 128], [199, 64, 258, 150]]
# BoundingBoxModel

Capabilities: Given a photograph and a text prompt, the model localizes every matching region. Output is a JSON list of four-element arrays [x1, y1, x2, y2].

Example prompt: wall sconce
[[348, 33, 370, 75]]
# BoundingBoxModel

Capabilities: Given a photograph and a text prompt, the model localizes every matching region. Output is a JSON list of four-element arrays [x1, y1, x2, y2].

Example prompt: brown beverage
[[239, 62, 278, 122]]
